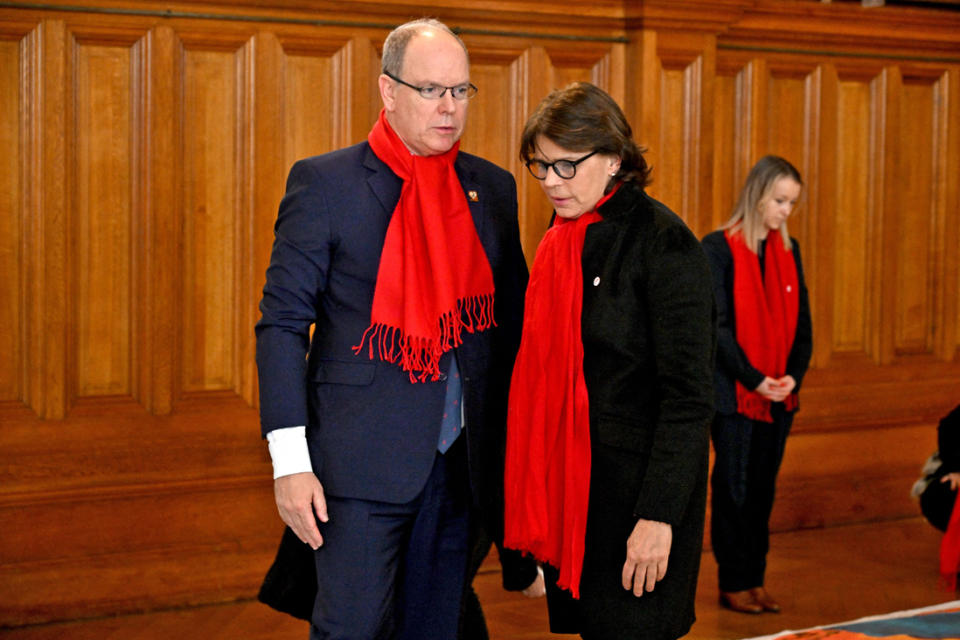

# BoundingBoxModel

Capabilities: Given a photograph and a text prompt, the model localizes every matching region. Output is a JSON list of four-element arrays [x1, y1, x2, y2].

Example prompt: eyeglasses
[[383, 70, 478, 101], [526, 149, 600, 180]]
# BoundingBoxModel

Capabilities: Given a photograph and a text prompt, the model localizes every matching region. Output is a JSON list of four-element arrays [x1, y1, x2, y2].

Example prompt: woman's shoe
[[719, 590, 763, 614], [748, 586, 781, 612]]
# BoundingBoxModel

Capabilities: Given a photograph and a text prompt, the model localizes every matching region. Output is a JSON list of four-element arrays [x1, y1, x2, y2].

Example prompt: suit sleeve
[[701, 232, 765, 391], [255, 160, 334, 437], [633, 223, 716, 526]]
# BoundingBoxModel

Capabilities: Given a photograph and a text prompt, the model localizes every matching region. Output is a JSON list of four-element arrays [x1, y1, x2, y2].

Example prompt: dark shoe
[[748, 586, 781, 613], [719, 590, 762, 614]]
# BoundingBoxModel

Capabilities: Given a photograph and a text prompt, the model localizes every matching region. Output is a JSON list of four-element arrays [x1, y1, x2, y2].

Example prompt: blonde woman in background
[[701, 155, 813, 615]]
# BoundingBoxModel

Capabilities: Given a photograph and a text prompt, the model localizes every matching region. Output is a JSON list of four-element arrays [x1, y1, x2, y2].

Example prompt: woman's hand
[[941, 472, 960, 491], [755, 375, 796, 402], [622, 519, 672, 597], [522, 565, 546, 598]]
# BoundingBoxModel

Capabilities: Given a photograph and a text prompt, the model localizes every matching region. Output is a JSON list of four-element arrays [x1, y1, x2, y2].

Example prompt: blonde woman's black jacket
[[700, 230, 813, 416]]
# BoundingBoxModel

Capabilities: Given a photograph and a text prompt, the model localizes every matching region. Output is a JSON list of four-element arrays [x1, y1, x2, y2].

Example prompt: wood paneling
[[833, 75, 873, 356], [181, 43, 245, 394], [74, 38, 134, 398], [0, 35, 22, 403], [0, 0, 958, 628]]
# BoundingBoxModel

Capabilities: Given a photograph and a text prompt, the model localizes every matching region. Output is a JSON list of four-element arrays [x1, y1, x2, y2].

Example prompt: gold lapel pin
[[468, 190, 479, 202]]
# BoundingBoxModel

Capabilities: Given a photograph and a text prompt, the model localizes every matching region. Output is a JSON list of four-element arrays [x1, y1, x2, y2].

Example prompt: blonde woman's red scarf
[[355, 110, 495, 381], [726, 229, 799, 422], [504, 185, 618, 599]]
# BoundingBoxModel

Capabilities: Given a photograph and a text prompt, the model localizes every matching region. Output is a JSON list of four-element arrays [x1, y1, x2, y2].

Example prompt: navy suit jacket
[[255, 141, 527, 534]]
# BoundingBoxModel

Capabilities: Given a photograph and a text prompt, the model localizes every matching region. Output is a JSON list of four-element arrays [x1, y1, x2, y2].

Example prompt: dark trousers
[[459, 521, 492, 640], [710, 405, 793, 592], [310, 438, 470, 639]]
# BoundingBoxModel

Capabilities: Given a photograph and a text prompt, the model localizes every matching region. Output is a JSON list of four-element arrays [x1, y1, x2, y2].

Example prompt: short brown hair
[[519, 82, 651, 188]]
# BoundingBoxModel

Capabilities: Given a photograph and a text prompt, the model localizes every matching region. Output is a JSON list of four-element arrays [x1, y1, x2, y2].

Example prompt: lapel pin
[[468, 190, 479, 202]]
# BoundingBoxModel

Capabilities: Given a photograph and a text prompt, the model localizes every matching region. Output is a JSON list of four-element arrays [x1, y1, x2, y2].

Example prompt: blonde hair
[[722, 155, 802, 253]]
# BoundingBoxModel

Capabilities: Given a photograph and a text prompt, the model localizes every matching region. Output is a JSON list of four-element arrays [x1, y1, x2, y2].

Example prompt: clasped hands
[[755, 375, 796, 403]]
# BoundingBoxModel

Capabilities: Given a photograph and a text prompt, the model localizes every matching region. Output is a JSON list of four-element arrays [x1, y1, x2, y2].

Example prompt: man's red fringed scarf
[[504, 186, 618, 599], [355, 110, 495, 382], [726, 229, 799, 422], [941, 489, 960, 590]]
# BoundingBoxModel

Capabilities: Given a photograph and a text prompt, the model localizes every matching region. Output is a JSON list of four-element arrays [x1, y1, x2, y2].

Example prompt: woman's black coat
[[544, 182, 717, 640], [700, 230, 813, 414]]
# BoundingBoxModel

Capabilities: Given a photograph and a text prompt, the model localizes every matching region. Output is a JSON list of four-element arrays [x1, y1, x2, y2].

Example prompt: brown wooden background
[[1, 0, 958, 627]]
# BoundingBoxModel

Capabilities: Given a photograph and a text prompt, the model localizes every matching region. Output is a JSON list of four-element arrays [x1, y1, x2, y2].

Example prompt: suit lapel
[[455, 156, 486, 239], [363, 144, 401, 218]]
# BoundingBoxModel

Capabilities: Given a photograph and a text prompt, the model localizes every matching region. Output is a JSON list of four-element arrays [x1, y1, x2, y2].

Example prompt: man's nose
[[438, 90, 457, 113]]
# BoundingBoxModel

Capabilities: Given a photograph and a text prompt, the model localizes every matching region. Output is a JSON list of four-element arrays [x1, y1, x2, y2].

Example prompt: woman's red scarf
[[355, 110, 495, 382], [504, 185, 618, 599], [941, 489, 960, 590], [726, 229, 799, 422]]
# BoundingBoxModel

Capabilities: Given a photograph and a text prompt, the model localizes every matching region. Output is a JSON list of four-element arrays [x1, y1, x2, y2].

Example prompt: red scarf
[[941, 488, 960, 590], [504, 186, 618, 599], [355, 110, 495, 381], [726, 229, 799, 422]]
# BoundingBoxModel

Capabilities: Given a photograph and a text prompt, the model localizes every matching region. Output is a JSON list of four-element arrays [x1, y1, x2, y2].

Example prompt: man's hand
[[275, 472, 328, 549], [621, 519, 672, 597]]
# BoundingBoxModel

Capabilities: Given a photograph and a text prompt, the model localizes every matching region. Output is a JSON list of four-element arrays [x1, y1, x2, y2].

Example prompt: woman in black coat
[[504, 82, 716, 640], [701, 155, 813, 615]]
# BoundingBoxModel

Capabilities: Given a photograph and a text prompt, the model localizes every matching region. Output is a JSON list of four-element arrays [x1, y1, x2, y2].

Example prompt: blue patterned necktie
[[437, 355, 462, 453]]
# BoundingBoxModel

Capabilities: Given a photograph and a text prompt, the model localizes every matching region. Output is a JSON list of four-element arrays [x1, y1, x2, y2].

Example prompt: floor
[[0, 517, 954, 640]]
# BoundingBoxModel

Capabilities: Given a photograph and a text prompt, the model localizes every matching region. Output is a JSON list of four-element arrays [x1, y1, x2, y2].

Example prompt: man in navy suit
[[255, 18, 537, 639]]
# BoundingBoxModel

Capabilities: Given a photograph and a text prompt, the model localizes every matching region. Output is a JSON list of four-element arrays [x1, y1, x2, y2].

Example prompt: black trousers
[[710, 405, 793, 592]]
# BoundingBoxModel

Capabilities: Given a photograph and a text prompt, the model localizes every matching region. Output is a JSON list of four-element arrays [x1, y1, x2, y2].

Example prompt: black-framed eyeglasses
[[526, 149, 600, 180], [383, 70, 478, 101]]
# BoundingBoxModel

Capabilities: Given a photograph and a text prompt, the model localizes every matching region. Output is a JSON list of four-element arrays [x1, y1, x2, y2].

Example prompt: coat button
[[593, 276, 600, 286]]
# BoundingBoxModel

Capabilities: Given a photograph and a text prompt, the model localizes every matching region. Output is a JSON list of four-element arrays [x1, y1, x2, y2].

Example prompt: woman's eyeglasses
[[525, 150, 599, 180]]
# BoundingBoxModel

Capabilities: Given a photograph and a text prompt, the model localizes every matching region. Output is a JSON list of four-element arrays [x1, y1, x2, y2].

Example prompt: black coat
[[700, 230, 813, 415], [545, 182, 716, 640]]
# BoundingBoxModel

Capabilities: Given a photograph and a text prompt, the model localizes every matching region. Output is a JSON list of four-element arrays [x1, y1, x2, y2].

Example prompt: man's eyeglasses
[[526, 149, 600, 180], [384, 70, 478, 101]]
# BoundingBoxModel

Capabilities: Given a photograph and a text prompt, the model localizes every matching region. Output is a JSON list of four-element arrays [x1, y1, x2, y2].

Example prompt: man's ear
[[378, 74, 395, 111]]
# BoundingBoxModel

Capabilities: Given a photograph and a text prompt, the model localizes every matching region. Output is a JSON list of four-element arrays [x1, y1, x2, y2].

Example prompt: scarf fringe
[[354, 293, 495, 382]]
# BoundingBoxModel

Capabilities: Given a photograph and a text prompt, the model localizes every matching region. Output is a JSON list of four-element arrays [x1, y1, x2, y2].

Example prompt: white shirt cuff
[[266, 426, 313, 479]]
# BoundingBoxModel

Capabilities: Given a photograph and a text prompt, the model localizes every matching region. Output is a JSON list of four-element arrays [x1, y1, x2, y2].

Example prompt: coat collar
[[363, 142, 485, 238], [595, 180, 650, 223]]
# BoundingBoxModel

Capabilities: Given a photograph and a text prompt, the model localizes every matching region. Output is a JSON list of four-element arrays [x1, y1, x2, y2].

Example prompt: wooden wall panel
[[657, 62, 694, 222], [1, 0, 959, 629], [895, 79, 937, 355], [459, 48, 524, 178], [278, 40, 345, 167], [712, 70, 738, 231], [0, 36, 22, 403], [765, 70, 813, 249], [833, 76, 873, 356], [74, 40, 134, 398], [181, 43, 246, 394]]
